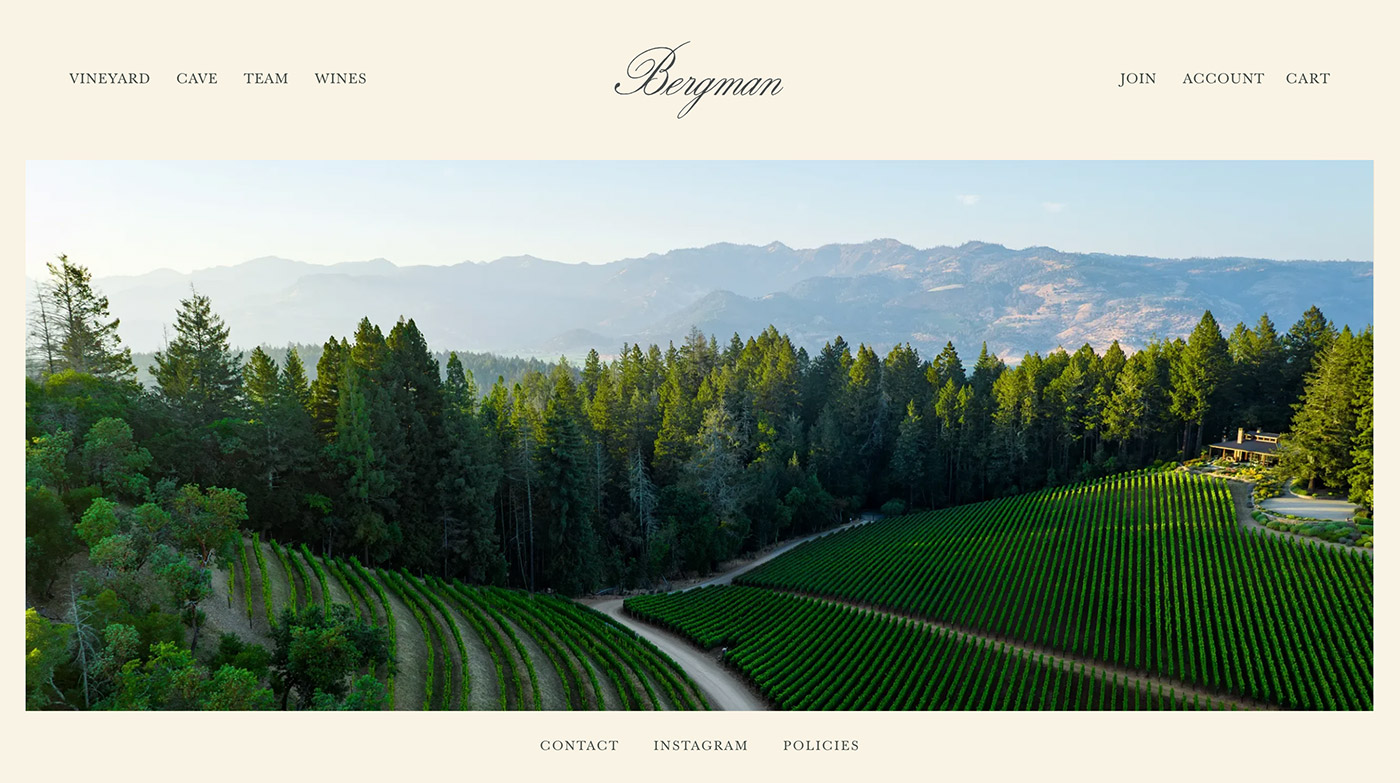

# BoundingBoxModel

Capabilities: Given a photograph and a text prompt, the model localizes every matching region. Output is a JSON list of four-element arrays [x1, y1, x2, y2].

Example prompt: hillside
[[206, 536, 709, 711], [626, 469, 1374, 711]]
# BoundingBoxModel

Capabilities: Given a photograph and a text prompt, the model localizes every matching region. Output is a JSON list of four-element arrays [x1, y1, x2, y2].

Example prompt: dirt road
[[694, 513, 879, 588], [1225, 479, 1372, 558], [586, 513, 880, 710], [590, 598, 766, 711], [1260, 480, 1357, 521]]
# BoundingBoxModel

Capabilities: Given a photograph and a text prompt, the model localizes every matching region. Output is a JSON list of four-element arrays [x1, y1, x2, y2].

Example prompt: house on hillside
[[1209, 428, 1282, 466]]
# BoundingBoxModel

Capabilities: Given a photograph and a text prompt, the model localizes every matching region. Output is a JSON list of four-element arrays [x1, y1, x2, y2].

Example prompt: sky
[[24, 161, 1373, 278]]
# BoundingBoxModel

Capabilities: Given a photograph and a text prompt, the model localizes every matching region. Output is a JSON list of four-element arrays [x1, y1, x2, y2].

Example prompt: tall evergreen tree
[[281, 348, 313, 414], [244, 347, 283, 494], [1283, 327, 1365, 492], [151, 289, 243, 423], [1348, 328, 1374, 512], [889, 401, 928, 508], [385, 318, 445, 571], [537, 365, 597, 595], [1169, 311, 1230, 454], [30, 255, 136, 381], [310, 337, 349, 438], [438, 353, 505, 583], [1282, 306, 1336, 411], [332, 363, 392, 561]]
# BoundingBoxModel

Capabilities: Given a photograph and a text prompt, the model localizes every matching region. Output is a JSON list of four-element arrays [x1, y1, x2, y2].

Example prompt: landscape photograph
[[23, 160, 1373, 712]]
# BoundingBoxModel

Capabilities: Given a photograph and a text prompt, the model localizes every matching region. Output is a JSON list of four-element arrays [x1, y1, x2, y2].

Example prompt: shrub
[[879, 499, 907, 517]]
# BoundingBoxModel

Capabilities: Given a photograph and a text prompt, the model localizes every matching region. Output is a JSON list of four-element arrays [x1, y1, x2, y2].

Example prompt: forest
[[26, 254, 1373, 605]]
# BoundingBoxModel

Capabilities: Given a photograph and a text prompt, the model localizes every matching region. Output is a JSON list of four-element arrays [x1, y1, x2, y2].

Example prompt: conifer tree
[[1282, 306, 1336, 410], [1284, 327, 1364, 492], [30, 255, 136, 381], [281, 348, 313, 414], [385, 318, 444, 570], [1348, 328, 1373, 511], [538, 365, 597, 594], [333, 362, 391, 561], [1169, 311, 1229, 454], [438, 353, 505, 582], [310, 337, 349, 437], [151, 288, 243, 423]]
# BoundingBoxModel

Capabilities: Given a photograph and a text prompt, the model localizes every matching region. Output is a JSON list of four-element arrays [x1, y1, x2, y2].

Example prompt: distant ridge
[[79, 240, 1372, 360]]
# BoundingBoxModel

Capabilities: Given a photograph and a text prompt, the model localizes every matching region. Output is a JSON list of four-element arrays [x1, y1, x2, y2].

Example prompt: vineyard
[[627, 469, 1372, 711], [626, 585, 1219, 710], [214, 538, 709, 711]]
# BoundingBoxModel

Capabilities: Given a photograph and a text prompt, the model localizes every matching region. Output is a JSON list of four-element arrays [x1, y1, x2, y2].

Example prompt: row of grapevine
[[221, 535, 704, 711], [735, 471, 1372, 710], [236, 535, 253, 625], [269, 538, 298, 615], [626, 585, 1214, 710], [380, 568, 443, 710], [301, 543, 332, 613], [252, 534, 274, 629]]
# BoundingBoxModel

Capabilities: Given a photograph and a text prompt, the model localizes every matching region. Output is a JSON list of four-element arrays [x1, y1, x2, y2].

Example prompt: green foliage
[[26, 428, 74, 490], [89, 533, 138, 576], [60, 485, 103, 519], [29, 254, 136, 382], [1283, 326, 1372, 500], [629, 585, 1199, 711], [150, 288, 244, 424], [26, 484, 79, 597], [76, 497, 121, 548], [207, 633, 271, 682], [732, 470, 1372, 710], [269, 538, 297, 614], [301, 543, 331, 613], [26, 608, 74, 710], [82, 417, 151, 499], [379, 568, 442, 710], [253, 536, 275, 627], [436, 578, 511, 709], [21, 302, 1374, 607], [238, 537, 255, 625], [310, 674, 387, 711], [269, 604, 390, 710], [403, 572, 470, 709], [104, 642, 274, 711], [151, 547, 214, 650], [203, 665, 276, 710], [169, 484, 247, 567]]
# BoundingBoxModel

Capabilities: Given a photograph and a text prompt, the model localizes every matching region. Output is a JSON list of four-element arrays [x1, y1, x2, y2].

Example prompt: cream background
[[4, 0, 1394, 779]]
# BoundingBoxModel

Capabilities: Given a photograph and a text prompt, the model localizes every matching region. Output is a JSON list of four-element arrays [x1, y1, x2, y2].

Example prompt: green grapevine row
[[737, 471, 1372, 710], [627, 585, 1214, 711], [252, 534, 274, 629]]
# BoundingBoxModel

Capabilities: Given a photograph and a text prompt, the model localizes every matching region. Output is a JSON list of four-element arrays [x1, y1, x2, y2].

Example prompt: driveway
[[583, 512, 883, 710], [1260, 482, 1357, 521]]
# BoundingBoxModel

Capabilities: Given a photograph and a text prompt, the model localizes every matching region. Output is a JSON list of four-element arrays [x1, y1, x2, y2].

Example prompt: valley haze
[[49, 239, 1374, 362]]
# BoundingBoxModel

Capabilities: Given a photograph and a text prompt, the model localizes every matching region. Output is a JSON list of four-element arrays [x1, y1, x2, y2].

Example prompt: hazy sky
[[25, 161, 1373, 278]]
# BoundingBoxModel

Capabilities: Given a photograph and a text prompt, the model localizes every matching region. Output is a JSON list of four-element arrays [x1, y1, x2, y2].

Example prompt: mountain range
[[48, 240, 1374, 360]]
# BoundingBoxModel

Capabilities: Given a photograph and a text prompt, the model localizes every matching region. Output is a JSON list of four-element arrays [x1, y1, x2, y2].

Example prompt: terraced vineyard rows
[[218, 538, 709, 711], [626, 586, 1217, 710], [729, 470, 1372, 710]]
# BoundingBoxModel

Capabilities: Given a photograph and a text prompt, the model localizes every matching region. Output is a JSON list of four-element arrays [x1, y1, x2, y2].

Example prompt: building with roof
[[1209, 428, 1282, 466]]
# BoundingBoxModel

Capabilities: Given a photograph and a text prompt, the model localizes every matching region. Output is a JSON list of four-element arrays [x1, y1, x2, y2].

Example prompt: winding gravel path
[[1224, 479, 1373, 558], [590, 598, 765, 711], [585, 513, 881, 711], [1260, 480, 1357, 521]]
